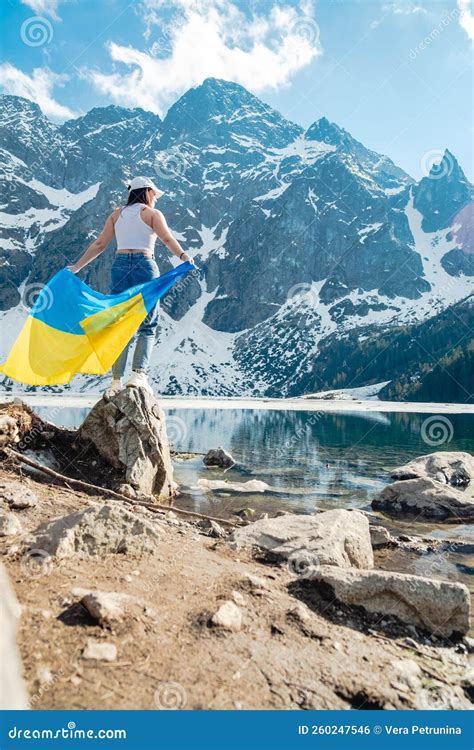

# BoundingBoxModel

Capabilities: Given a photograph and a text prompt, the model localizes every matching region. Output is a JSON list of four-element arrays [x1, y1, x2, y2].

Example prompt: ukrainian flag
[[0, 261, 193, 386]]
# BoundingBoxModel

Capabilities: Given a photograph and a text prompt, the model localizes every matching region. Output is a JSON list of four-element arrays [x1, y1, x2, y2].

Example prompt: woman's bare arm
[[149, 209, 194, 263], [67, 211, 117, 273]]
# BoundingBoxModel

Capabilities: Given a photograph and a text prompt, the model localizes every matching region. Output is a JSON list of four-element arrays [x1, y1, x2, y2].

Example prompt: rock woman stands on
[[68, 176, 194, 395]]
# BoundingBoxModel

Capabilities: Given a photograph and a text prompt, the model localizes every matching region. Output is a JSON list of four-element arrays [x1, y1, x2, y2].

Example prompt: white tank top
[[114, 204, 157, 252]]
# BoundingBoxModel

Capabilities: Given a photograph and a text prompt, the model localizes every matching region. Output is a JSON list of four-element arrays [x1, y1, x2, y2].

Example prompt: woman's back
[[114, 204, 156, 252]]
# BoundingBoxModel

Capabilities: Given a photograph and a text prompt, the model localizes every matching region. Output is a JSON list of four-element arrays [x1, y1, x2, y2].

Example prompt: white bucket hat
[[128, 176, 164, 199]]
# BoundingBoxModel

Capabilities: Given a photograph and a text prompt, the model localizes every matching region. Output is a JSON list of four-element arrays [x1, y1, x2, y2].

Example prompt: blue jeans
[[110, 253, 159, 379]]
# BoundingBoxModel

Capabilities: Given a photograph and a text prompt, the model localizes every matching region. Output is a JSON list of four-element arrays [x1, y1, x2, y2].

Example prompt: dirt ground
[[1, 466, 471, 711]]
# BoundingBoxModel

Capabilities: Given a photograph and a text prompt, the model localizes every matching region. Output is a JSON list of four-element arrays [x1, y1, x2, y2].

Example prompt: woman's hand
[[180, 253, 196, 266], [66, 264, 80, 274]]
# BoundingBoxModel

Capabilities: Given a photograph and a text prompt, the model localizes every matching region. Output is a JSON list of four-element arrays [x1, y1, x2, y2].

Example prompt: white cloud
[[21, 0, 62, 21], [0, 64, 76, 119], [383, 2, 428, 14], [83, 0, 321, 116], [457, 0, 474, 40]]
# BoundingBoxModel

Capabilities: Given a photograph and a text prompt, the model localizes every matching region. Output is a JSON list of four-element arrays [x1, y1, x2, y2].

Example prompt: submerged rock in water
[[390, 452, 474, 491], [198, 478, 269, 493], [203, 447, 235, 468], [79, 388, 174, 500], [29, 504, 160, 558], [310, 565, 470, 637], [372, 477, 474, 522], [232, 509, 373, 569]]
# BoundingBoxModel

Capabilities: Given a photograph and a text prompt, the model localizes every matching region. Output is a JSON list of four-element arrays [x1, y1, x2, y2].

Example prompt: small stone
[[82, 640, 117, 662], [369, 525, 395, 549], [287, 602, 312, 623], [241, 573, 269, 594], [70, 675, 82, 686], [463, 637, 474, 653], [0, 416, 20, 447], [231, 591, 245, 606], [0, 512, 22, 537], [0, 480, 38, 510], [37, 666, 53, 686], [72, 589, 131, 628], [197, 518, 227, 538], [203, 447, 235, 468], [390, 659, 421, 690], [211, 601, 242, 632]]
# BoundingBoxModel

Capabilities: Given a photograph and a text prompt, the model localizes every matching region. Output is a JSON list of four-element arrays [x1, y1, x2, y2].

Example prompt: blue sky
[[1, 0, 473, 180]]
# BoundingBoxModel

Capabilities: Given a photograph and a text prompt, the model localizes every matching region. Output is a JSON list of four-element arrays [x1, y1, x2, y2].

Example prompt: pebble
[[0, 512, 22, 537], [211, 601, 242, 632], [231, 591, 246, 606], [82, 640, 117, 662]]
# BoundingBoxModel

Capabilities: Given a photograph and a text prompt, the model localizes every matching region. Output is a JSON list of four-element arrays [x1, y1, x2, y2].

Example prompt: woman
[[67, 176, 194, 395]]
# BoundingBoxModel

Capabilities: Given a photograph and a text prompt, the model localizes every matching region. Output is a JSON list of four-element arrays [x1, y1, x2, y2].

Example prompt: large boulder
[[390, 452, 474, 492], [79, 388, 174, 499], [309, 566, 470, 637], [28, 503, 160, 558], [372, 477, 474, 522], [0, 564, 29, 708], [232, 510, 373, 569]]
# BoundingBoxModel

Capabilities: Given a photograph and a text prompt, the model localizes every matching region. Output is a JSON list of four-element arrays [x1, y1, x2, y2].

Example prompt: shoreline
[[1, 393, 473, 415]]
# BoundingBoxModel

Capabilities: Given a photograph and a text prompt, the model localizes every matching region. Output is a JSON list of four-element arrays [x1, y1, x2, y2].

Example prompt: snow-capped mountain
[[0, 78, 472, 399]]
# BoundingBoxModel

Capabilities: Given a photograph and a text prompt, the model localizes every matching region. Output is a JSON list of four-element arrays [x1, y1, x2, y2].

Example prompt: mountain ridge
[[0, 78, 472, 399]]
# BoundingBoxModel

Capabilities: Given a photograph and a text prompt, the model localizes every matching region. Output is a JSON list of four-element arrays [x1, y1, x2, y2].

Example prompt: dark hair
[[126, 187, 153, 206]]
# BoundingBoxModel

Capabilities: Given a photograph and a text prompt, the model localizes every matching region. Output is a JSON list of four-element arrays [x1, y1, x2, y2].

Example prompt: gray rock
[[211, 601, 242, 631], [29, 504, 160, 558], [0, 511, 22, 536], [82, 640, 117, 662], [372, 477, 474, 522], [232, 509, 373, 569], [0, 415, 20, 448], [203, 447, 235, 468], [369, 524, 395, 548], [197, 518, 227, 538], [240, 573, 269, 593], [0, 480, 38, 509], [79, 388, 174, 500], [310, 566, 470, 636], [72, 588, 135, 628], [0, 564, 29, 708], [390, 452, 474, 492]]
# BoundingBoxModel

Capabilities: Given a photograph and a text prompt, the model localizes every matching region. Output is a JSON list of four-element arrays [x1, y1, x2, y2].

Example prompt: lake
[[32, 404, 474, 608]]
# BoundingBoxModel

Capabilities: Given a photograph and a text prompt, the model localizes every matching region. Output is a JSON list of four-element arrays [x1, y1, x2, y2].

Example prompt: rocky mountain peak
[[0, 94, 44, 122], [160, 76, 301, 149], [305, 116, 345, 146], [413, 148, 473, 232]]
